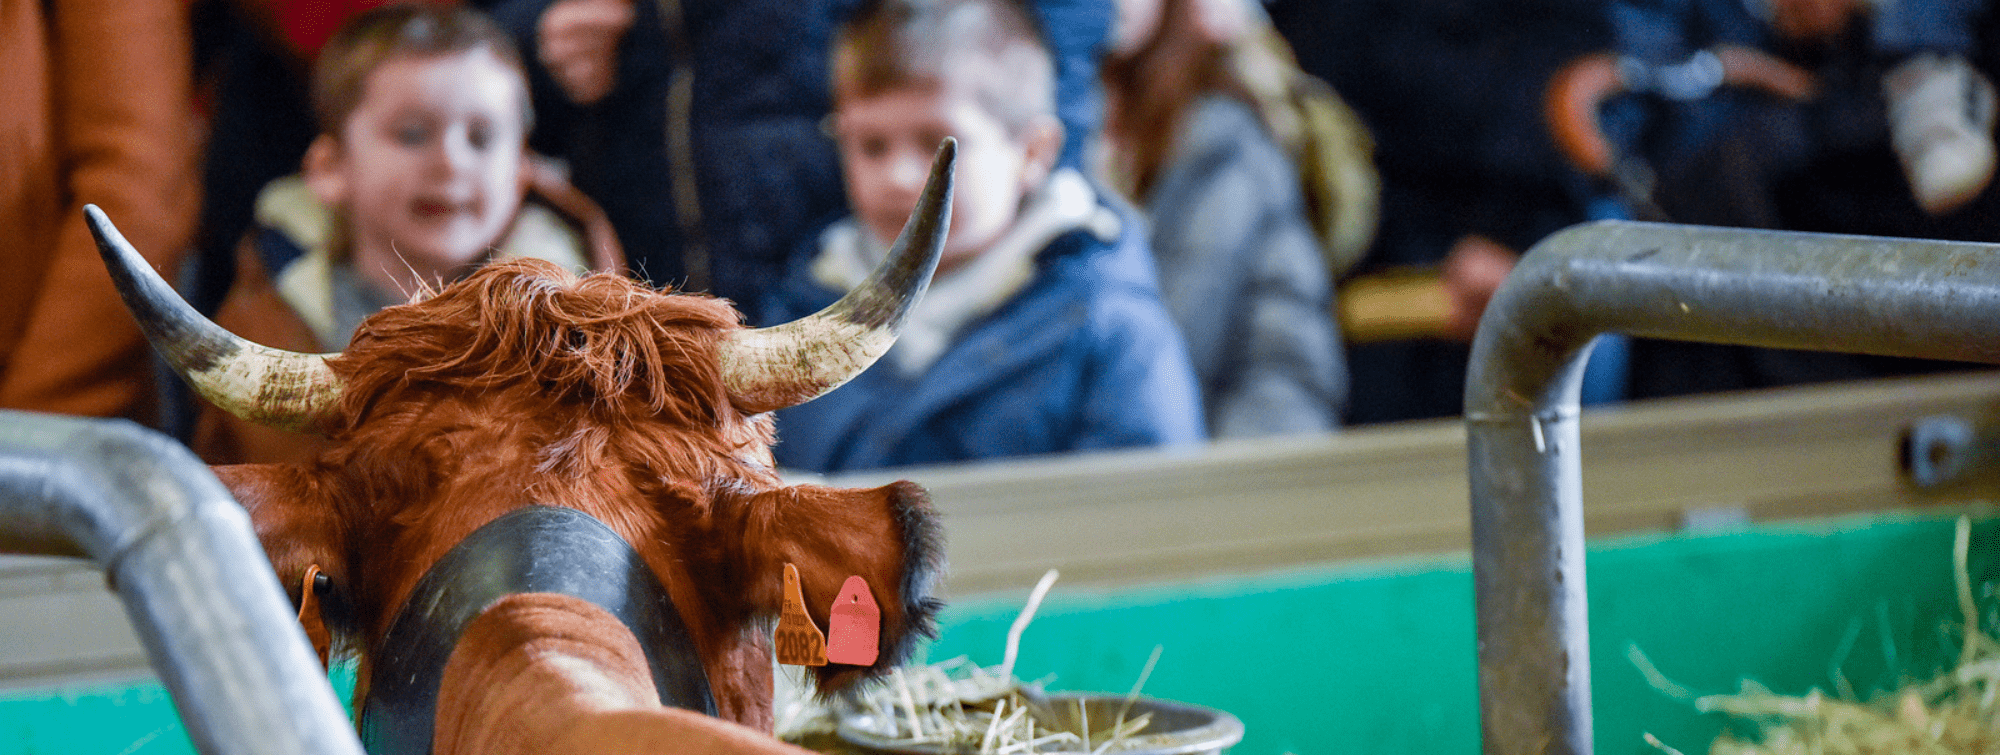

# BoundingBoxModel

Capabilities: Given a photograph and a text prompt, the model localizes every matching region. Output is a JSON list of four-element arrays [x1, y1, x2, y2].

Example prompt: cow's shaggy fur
[[341, 260, 745, 430]]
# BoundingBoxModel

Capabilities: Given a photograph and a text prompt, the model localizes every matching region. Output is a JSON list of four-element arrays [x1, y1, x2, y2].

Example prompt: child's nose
[[888, 149, 932, 192], [435, 133, 480, 174]]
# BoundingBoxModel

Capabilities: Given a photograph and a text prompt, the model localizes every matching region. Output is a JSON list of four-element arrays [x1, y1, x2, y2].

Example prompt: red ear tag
[[825, 575, 881, 666], [776, 563, 827, 666]]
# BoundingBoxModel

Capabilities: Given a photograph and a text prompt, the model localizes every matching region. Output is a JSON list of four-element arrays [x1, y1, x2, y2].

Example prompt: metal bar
[[1464, 220, 2000, 755], [0, 410, 364, 755]]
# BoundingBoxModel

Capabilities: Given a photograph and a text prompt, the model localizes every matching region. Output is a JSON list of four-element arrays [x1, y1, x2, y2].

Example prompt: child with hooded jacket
[[762, 0, 1206, 474]]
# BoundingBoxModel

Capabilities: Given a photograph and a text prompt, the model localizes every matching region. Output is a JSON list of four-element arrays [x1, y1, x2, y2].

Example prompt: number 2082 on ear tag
[[825, 575, 881, 666], [776, 563, 827, 666]]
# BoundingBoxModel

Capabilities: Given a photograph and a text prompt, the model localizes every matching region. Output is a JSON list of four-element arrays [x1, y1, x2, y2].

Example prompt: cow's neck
[[359, 505, 715, 754], [432, 594, 809, 755]]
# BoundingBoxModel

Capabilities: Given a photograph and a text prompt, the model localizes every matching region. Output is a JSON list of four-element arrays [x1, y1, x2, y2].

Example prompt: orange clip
[[298, 565, 332, 669]]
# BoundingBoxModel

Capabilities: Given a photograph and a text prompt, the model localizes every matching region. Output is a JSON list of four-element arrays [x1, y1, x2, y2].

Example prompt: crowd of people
[[3, 0, 1994, 473]]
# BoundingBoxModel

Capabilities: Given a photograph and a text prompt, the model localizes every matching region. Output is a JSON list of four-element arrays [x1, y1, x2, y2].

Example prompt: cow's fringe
[[335, 258, 742, 427]]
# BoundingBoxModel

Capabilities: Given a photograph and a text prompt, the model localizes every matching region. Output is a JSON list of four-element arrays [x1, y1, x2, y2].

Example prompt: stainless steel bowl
[[837, 693, 1244, 755]]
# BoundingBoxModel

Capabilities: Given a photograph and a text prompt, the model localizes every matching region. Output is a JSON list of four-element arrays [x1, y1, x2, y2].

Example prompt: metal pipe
[[0, 410, 365, 755], [1464, 220, 2000, 755]]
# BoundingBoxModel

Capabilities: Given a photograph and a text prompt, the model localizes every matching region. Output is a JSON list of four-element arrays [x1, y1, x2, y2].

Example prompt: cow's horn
[[719, 138, 955, 414], [85, 205, 344, 434]]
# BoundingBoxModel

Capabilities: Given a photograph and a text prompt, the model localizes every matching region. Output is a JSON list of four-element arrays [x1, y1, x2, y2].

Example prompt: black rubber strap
[[358, 506, 715, 755]]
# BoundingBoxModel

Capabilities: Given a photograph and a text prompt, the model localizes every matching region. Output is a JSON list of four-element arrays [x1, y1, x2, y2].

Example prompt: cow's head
[[90, 142, 958, 729]]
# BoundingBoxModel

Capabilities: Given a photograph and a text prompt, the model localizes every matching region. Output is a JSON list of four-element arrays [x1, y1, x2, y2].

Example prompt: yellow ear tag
[[776, 563, 827, 666]]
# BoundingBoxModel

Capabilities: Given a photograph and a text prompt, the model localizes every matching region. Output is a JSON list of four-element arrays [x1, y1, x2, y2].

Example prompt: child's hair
[[311, 3, 532, 137], [834, 0, 1055, 136]]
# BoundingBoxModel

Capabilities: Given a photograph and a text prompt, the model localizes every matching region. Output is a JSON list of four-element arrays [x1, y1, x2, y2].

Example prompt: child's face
[[833, 69, 1060, 273], [308, 48, 527, 276]]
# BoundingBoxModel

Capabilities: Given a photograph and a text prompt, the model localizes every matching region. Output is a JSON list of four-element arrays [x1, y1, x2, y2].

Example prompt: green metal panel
[[0, 513, 1990, 755], [0, 683, 188, 754], [0, 658, 358, 755], [923, 513, 1997, 755]]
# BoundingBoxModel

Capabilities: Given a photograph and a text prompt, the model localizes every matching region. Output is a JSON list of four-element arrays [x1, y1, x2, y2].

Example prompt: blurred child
[[195, 3, 621, 464], [763, 0, 1206, 473], [1100, 0, 1355, 438], [490, 0, 1116, 327]]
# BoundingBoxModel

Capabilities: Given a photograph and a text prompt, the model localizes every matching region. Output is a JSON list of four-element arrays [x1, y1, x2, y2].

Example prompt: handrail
[[1465, 220, 2000, 754], [0, 410, 364, 755]]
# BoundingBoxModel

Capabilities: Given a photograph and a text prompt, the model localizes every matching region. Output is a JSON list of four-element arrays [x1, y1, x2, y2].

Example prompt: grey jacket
[[1143, 95, 1348, 437]]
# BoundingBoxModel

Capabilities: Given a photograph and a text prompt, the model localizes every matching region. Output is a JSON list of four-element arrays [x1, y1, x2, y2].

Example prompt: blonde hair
[[311, 3, 532, 137], [833, 0, 1055, 136]]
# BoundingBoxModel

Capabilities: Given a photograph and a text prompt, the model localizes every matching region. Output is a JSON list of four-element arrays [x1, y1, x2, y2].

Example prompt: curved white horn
[[719, 138, 955, 414], [86, 205, 343, 434]]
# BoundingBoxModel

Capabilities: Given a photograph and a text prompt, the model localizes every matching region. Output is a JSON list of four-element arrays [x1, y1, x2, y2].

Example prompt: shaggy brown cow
[[91, 144, 958, 755]]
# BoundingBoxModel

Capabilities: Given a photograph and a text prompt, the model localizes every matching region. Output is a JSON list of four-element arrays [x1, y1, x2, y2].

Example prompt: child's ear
[[1018, 115, 1065, 193], [302, 136, 348, 208]]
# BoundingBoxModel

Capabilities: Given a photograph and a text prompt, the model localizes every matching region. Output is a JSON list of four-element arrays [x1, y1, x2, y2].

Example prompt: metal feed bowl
[[838, 693, 1244, 755]]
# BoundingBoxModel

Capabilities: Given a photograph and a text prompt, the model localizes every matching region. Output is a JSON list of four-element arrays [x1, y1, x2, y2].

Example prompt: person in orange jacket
[[0, 0, 201, 423]]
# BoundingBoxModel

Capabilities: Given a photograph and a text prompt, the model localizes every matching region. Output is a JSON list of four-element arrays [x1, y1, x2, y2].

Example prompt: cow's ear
[[815, 481, 945, 693], [728, 481, 945, 693], [211, 464, 351, 613]]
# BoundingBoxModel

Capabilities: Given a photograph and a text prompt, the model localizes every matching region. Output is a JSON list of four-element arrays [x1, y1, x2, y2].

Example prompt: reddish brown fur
[[434, 594, 813, 755], [213, 258, 943, 740]]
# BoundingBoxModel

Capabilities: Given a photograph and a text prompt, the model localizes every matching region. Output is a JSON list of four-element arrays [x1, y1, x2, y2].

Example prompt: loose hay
[[779, 569, 1171, 754], [838, 655, 1159, 754], [1647, 517, 1999, 755]]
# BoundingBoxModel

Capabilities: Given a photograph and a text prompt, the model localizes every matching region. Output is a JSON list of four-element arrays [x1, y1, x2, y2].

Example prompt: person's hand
[[1545, 52, 1625, 178], [537, 0, 635, 106], [1713, 44, 1818, 101], [1441, 235, 1518, 342]]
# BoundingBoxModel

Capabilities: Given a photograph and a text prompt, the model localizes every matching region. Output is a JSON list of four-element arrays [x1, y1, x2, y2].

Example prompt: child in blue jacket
[[763, 0, 1206, 473]]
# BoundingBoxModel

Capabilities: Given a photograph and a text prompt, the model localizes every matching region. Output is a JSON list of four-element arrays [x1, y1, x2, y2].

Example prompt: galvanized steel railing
[[0, 410, 364, 755], [1465, 220, 2000, 755]]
